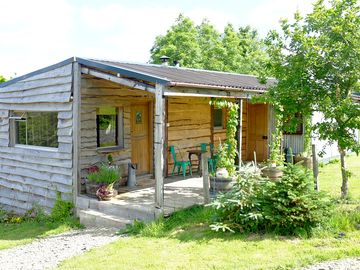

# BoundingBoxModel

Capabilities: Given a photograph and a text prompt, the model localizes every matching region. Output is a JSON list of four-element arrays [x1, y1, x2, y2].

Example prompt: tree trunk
[[339, 147, 348, 199]]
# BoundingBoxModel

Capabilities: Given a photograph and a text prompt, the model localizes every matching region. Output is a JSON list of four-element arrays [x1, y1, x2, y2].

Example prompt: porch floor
[[111, 175, 205, 216]]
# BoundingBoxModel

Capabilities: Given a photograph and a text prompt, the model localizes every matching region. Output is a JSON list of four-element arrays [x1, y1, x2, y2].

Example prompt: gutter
[[168, 81, 267, 93]]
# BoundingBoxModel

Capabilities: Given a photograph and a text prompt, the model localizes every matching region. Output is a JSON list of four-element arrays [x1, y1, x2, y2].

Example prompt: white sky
[[0, 0, 315, 78]]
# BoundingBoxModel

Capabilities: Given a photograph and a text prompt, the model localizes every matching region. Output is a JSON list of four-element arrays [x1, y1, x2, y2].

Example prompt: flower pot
[[261, 167, 283, 180], [96, 187, 118, 201], [209, 176, 235, 192], [294, 156, 312, 169], [85, 180, 101, 198]]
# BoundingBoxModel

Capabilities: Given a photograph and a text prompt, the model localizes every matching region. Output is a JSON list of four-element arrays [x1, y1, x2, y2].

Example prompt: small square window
[[96, 107, 118, 148], [135, 111, 142, 124]]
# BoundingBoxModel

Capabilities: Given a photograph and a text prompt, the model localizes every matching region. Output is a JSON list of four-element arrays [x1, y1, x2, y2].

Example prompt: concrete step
[[78, 209, 132, 229], [76, 196, 156, 222]]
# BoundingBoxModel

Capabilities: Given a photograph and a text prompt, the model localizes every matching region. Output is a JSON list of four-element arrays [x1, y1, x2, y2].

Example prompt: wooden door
[[131, 103, 150, 174], [247, 104, 268, 161]]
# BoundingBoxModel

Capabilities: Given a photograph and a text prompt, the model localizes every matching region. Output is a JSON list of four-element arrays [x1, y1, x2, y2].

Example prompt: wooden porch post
[[154, 83, 165, 215], [72, 61, 81, 204], [238, 99, 243, 168]]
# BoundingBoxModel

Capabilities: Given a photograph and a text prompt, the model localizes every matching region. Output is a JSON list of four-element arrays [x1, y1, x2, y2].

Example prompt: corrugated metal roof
[[86, 58, 274, 91]]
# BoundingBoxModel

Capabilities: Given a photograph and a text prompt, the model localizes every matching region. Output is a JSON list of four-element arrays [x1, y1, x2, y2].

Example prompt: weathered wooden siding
[[0, 64, 73, 213], [167, 97, 248, 173], [283, 134, 304, 154], [79, 76, 154, 179]]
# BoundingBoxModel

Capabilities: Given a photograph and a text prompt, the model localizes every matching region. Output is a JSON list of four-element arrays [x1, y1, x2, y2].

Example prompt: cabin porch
[[76, 175, 204, 226]]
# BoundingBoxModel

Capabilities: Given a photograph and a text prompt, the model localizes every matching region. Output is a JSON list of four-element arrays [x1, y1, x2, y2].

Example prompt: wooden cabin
[[0, 57, 282, 214]]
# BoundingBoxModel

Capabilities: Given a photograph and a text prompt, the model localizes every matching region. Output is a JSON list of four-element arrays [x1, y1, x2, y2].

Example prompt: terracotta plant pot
[[261, 167, 283, 180]]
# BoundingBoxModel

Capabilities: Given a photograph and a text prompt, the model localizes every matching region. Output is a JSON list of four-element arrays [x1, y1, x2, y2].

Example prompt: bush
[[50, 192, 74, 222], [87, 164, 121, 185], [209, 170, 265, 233], [261, 164, 333, 235], [209, 164, 333, 236]]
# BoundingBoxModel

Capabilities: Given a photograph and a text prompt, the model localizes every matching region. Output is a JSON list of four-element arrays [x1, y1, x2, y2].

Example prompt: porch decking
[[76, 176, 205, 228]]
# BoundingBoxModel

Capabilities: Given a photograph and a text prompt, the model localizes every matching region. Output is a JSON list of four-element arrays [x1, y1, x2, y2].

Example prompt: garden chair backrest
[[200, 143, 207, 153], [169, 145, 177, 163]]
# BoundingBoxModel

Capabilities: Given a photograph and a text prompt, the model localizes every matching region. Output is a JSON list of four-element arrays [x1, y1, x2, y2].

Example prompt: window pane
[[15, 112, 58, 147], [97, 107, 118, 147], [214, 109, 223, 128]]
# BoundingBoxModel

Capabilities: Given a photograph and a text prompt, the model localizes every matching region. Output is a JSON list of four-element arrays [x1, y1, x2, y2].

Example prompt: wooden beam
[[238, 99, 243, 168], [164, 86, 263, 99], [154, 83, 165, 214], [72, 62, 81, 205], [81, 67, 155, 94], [201, 152, 210, 204]]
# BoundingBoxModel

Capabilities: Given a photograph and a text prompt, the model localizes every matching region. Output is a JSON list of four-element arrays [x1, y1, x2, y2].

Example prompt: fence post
[[201, 152, 210, 204], [312, 144, 319, 191]]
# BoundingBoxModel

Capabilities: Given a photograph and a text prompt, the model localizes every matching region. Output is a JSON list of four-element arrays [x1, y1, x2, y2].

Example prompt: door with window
[[131, 103, 150, 174], [247, 103, 268, 161]]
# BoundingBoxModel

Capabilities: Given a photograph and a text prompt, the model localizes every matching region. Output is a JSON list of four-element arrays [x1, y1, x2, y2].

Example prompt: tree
[[150, 15, 268, 75], [263, 0, 360, 198], [0, 75, 6, 83], [150, 14, 202, 69]]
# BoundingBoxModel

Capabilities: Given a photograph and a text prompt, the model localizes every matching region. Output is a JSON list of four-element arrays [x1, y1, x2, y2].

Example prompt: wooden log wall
[[0, 64, 73, 213], [166, 97, 248, 174], [80, 76, 154, 180]]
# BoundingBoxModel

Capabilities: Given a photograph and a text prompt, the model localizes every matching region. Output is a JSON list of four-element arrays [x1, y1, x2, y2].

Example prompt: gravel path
[[299, 258, 360, 270], [0, 228, 121, 270]]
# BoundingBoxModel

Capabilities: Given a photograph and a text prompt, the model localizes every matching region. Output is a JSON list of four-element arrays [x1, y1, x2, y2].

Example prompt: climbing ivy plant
[[210, 98, 239, 176]]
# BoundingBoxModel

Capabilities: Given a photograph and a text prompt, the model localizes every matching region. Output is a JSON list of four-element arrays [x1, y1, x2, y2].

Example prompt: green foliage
[[50, 192, 74, 223], [87, 164, 121, 185], [210, 171, 264, 233], [150, 14, 268, 75], [268, 116, 283, 165], [209, 164, 333, 236], [261, 164, 333, 235], [0, 75, 6, 84], [209, 99, 239, 175], [262, 0, 360, 197]]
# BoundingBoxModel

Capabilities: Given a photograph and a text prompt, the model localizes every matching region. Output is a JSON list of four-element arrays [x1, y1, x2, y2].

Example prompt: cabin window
[[213, 108, 225, 129], [12, 111, 58, 148], [283, 113, 303, 135], [96, 106, 123, 148]]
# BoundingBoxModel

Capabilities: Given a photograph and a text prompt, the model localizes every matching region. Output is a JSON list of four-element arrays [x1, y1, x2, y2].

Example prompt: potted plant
[[262, 123, 284, 180], [210, 142, 237, 192], [85, 164, 122, 200]]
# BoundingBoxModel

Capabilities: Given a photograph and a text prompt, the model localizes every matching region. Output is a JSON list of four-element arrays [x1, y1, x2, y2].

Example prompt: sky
[[0, 0, 315, 78]]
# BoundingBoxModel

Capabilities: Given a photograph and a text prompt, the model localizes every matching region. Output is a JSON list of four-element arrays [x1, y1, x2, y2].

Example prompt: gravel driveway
[[0, 228, 121, 270]]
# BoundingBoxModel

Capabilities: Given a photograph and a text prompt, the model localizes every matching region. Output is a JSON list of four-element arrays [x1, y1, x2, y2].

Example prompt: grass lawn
[[58, 155, 360, 270], [0, 219, 79, 250], [319, 155, 360, 200]]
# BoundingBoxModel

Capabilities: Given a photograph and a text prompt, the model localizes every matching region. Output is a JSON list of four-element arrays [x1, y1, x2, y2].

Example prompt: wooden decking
[[76, 175, 205, 227], [111, 175, 204, 216]]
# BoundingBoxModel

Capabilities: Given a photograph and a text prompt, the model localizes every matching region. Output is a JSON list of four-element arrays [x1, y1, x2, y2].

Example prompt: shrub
[[87, 164, 121, 185], [50, 192, 74, 222], [209, 170, 265, 233], [209, 164, 333, 236], [261, 164, 333, 235]]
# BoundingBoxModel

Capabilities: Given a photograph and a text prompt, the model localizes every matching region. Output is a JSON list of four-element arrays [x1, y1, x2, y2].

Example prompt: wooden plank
[[164, 87, 259, 98], [0, 145, 71, 159], [21, 64, 72, 82], [201, 152, 210, 203], [82, 68, 156, 94], [154, 83, 165, 213], [238, 99, 243, 167], [72, 62, 81, 201], [312, 144, 319, 191], [0, 77, 72, 94], [0, 92, 72, 104], [0, 103, 72, 111]]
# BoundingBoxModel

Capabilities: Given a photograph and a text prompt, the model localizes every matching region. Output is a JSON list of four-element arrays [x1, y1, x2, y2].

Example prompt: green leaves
[[150, 15, 268, 75]]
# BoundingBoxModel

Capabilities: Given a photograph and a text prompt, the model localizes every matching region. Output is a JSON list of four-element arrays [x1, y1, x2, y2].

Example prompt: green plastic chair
[[169, 146, 192, 178], [208, 143, 218, 173]]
